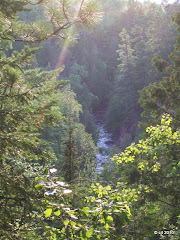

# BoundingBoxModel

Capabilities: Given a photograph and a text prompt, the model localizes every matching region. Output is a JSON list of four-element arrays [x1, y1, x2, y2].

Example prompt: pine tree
[[58, 85, 97, 183], [139, 12, 180, 130], [0, 44, 64, 239], [0, 0, 100, 238], [106, 28, 137, 143]]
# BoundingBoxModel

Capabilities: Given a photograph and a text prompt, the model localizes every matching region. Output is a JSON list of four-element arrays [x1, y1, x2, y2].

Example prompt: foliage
[[105, 1, 179, 146], [0, 44, 64, 239], [139, 12, 180, 129], [33, 175, 133, 240], [57, 85, 97, 182], [0, 0, 101, 238], [0, 0, 102, 43], [1, 0, 180, 239], [112, 114, 180, 239], [68, 63, 98, 139]]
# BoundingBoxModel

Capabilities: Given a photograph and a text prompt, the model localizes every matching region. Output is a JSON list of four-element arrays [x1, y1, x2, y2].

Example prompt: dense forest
[[0, 0, 180, 239]]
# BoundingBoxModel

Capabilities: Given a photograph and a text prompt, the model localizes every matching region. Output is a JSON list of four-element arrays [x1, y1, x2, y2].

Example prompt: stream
[[95, 110, 113, 173]]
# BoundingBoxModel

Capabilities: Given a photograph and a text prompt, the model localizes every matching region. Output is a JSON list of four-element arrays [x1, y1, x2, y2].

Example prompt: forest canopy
[[0, 0, 179, 239]]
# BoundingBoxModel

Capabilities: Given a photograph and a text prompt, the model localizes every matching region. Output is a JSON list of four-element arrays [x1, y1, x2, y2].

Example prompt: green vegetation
[[0, 0, 179, 239]]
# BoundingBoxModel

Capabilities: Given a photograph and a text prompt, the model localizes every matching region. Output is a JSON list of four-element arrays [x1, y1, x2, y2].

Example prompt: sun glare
[[56, 2, 82, 68]]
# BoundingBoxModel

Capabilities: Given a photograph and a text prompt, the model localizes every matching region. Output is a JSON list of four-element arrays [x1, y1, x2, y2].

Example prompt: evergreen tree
[[0, 43, 64, 239], [58, 85, 97, 183], [106, 28, 137, 145], [139, 12, 180, 130], [68, 63, 98, 138], [0, 0, 100, 238]]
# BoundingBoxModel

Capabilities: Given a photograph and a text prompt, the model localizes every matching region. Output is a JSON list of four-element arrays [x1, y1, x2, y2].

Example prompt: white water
[[95, 111, 113, 172]]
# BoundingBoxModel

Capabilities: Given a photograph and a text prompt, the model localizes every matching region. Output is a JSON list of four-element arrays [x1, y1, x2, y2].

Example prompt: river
[[95, 110, 113, 173]]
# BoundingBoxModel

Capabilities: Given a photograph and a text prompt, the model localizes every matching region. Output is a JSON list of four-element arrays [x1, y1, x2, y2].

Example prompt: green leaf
[[44, 168, 49, 175], [35, 177, 41, 181], [105, 223, 110, 230], [86, 229, 93, 238], [70, 221, 76, 227], [82, 207, 90, 216], [106, 215, 113, 223], [35, 184, 43, 190], [63, 220, 69, 226], [54, 210, 61, 216], [44, 208, 52, 218]]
